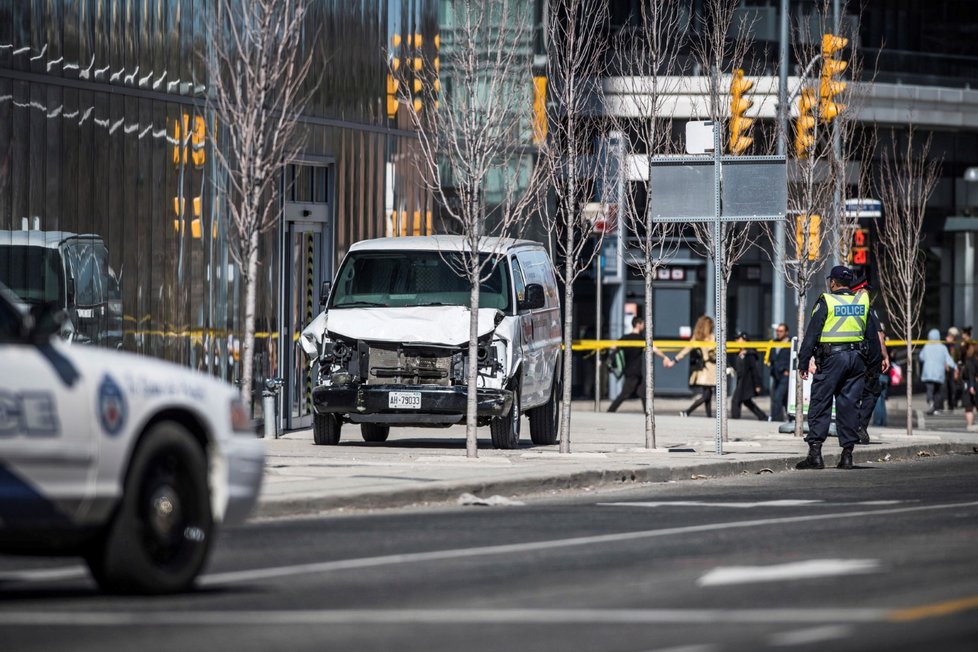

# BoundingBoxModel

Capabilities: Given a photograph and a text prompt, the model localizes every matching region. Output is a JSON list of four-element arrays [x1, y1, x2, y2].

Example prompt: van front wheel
[[313, 413, 342, 445], [490, 382, 521, 449]]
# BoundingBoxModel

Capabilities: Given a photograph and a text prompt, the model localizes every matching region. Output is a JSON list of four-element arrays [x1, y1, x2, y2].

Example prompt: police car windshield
[[330, 251, 511, 312], [0, 246, 65, 306]]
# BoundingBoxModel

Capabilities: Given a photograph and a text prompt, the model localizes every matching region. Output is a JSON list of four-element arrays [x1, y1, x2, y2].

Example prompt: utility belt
[[816, 341, 867, 361]]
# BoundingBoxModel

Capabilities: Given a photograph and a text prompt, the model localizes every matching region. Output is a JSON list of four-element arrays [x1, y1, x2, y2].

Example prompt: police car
[[0, 283, 264, 594]]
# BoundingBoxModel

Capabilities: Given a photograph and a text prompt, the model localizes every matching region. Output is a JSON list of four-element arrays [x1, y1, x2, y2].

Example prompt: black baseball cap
[[827, 265, 853, 283]]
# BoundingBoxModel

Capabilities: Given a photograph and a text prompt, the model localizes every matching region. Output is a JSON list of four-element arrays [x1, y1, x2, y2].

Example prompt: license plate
[[388, 391, 421, 409]]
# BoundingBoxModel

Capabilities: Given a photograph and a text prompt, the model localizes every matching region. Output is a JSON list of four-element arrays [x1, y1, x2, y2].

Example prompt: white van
[[301, 235, 562, 449]]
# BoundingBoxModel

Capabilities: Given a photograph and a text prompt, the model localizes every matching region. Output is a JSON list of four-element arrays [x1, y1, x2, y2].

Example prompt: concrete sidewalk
[[255, 398, 977, 519]]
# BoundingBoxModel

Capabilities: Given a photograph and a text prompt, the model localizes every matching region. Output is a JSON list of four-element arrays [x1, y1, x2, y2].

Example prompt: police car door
[[0, 301, 94, 528]]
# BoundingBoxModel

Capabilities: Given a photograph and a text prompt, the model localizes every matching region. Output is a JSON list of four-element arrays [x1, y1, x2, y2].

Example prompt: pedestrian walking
[[942, 326, 962, 411], [920, 328, 955, 415], [960, 340, 978, 432], [769, 323, 791, 422], [795, 265, 880, 470], [607, 317, 673, 413], [674, 315, 716, 418], [730, 332, 768, 421], [850, 279, 889, 444]]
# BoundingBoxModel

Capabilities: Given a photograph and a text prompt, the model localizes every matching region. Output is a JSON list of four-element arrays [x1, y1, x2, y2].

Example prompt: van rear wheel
[[490, 381, 521, 449], [529, 376, 560, 445], [361, 423, 390, 442]]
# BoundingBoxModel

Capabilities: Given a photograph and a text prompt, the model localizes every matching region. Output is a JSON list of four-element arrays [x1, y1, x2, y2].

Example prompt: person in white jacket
[[920, 327, 956, 415]]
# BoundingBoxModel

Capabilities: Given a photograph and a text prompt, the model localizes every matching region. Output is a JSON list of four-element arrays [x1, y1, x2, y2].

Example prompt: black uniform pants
[[608, 374, 645, 412], [857, 370, 883, 431], [806, 349, 865, 449]]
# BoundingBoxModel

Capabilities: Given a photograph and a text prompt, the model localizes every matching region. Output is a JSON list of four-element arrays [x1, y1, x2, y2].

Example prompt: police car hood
[[324, 306, 502, 347]]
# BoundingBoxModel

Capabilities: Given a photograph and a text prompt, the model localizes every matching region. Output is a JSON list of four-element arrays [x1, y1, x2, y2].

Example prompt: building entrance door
[[281, 162, 333, 431]]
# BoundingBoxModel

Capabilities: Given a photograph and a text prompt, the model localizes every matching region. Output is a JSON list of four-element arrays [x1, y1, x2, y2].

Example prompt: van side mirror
[[519, 283, 546, 311], [319, 280, 331, 307]]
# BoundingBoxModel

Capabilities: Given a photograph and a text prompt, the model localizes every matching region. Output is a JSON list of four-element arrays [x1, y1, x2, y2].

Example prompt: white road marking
[[600, 500, 824, 508], [202, 500, 975, 586], [768, 624, 853, 646], [0, 567, 89, 583], [638, 645, 718, 652], [697, 559, 881, 586], [0, 608, 889, 627], [599, 500, 905, 508]]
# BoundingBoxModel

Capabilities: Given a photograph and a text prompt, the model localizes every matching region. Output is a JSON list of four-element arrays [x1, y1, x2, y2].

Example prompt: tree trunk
[[905, 303, 913, 437], [794, 294, 807, 438], [240, 231, 261, 414], [559, 271, 575, 454], [466, 264, 481, 458], [644, 272, 655, 448]]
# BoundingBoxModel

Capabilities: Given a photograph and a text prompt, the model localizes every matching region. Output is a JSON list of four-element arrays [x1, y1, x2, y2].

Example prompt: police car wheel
[[490, 380, 521, 449], [86, 421, 212, 594], [361, 423, 390, 442], [313, 413, 341, 445]]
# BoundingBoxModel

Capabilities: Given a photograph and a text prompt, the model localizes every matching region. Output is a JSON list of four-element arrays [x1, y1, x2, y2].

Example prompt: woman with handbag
[[674, 315, 716, 417]]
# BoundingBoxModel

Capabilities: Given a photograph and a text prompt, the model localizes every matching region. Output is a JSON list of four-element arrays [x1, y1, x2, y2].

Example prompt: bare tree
[[605, 0, 686, 448], [397, 0, 546, 458], [688, 0, 761, 441], [876, 125, 941, 436], [543, 0, 610, 454], [206, 0, 316, 411], [761, 0, 875, 436]]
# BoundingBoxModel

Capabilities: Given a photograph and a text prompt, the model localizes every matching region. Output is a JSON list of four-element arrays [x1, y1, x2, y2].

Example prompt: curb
[[252, 442, 975, 519]]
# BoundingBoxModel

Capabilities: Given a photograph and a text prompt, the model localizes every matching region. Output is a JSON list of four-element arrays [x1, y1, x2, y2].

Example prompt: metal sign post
[[649, 127, 787, 454]]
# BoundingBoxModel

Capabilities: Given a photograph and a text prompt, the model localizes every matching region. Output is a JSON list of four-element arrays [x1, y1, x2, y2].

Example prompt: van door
[[515, 249, 560, 407]]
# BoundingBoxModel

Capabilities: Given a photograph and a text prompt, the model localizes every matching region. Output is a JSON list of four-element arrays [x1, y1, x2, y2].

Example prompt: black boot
[[837, 446, 854, 469], [796, 442, 824, 470], [857, 427, 870, 445]]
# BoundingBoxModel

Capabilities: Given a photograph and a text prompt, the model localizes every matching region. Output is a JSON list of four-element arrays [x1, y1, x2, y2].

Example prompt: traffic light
[[819, 33, 848, 123], [532, 76, 547, 145], [728, 69, 753, 154], [386, 73, 399, 118], [795, 214, 821, 261], [794, 88, 817, 159], [850, 227, 870, 266], [191, 115, 206, 168]]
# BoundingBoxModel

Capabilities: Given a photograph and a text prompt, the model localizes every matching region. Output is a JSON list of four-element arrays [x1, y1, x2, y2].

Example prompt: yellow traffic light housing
[[728, 69, 754, 155], [386, 73, 399, 118], [820, 33, 848, 123], [795, 214, 821, 261], [794, 88, 817, 159]]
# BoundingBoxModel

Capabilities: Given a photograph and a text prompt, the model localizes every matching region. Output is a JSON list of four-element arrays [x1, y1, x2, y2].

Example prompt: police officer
[[850, 278, 890, 444], [796, 265, 881, 470]]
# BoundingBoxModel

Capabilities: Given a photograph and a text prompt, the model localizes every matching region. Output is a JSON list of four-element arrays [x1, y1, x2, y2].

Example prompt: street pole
[[712, 70, 724, 456], [594, 251, 602, 412], [773, 0, 789, 336], [831, 0, 843, 267]]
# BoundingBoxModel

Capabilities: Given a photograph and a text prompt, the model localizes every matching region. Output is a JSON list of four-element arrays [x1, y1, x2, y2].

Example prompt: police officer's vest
[[818, 292, 869, 343]]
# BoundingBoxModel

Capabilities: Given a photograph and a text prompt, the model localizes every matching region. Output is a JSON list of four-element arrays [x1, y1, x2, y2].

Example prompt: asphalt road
[[2, 453, 977, 652]]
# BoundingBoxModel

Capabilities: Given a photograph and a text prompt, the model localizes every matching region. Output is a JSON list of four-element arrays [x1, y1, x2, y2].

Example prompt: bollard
[[262, 377, 284, 439]]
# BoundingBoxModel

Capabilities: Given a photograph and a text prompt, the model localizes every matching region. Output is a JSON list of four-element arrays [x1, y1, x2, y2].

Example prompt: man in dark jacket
[[607, 317, 673, 412], [796, 265, 881, 470], [769, 323, 791, 421]]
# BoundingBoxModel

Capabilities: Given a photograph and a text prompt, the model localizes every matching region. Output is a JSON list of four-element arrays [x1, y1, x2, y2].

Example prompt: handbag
[[689, 347, 705, 372], [888, 361, 903, 386]]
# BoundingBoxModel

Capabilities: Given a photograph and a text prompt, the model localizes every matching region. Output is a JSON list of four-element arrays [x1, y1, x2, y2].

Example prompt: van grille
[[366, 346, 453, 386]]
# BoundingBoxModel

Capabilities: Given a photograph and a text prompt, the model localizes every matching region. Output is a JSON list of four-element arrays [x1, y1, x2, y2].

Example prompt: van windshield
[[331, 251, 511, 312], [0, 246, 65, 305]]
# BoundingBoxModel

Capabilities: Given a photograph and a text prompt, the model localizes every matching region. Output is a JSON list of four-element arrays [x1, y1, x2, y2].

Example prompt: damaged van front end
[[310, 305, 516, 430]]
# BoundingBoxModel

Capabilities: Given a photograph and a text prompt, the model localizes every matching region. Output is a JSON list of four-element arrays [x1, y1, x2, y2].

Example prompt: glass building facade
[[0, 0, 439, 427]]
